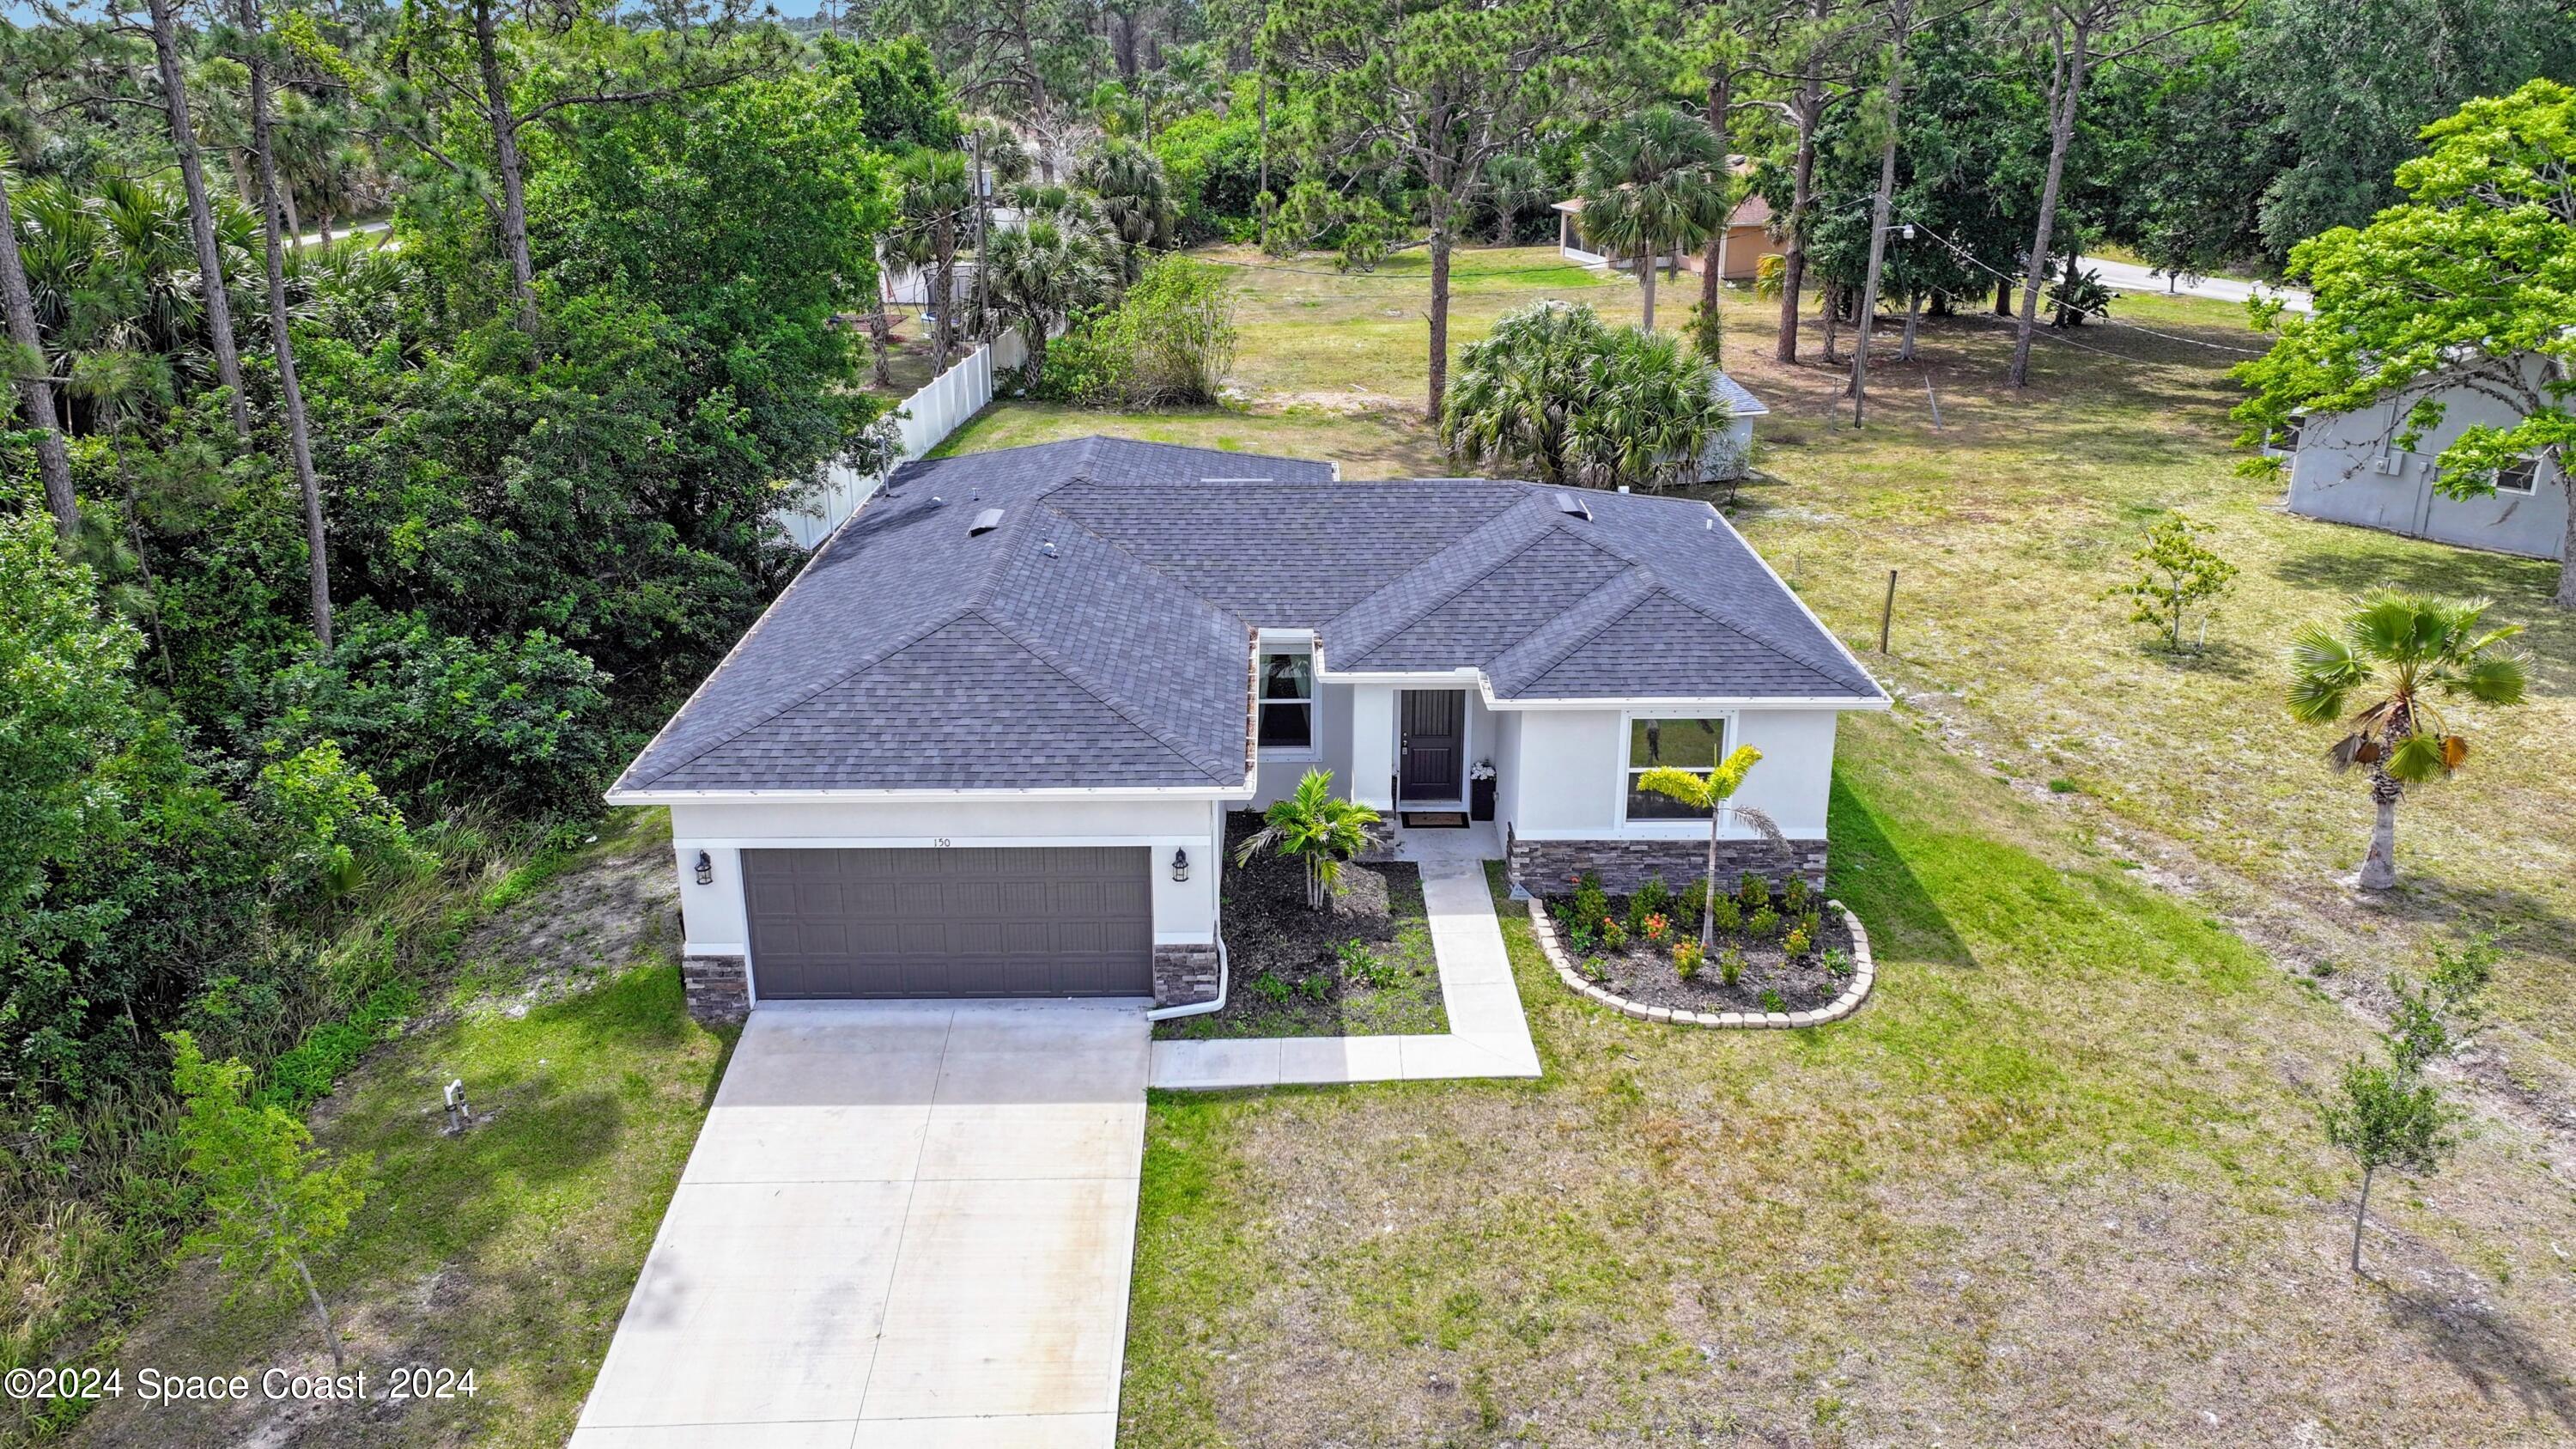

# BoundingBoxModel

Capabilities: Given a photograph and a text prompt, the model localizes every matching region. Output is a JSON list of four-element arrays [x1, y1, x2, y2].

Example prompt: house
[[2272, 357, 2568, 561], [1554, 192, 1785, 283], [607, 438, 1886, 1022]]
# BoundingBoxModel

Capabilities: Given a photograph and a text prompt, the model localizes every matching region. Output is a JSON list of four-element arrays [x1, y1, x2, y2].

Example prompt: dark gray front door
[[1400, 690, 1465, 801], [743, 846, 1152, 1000]]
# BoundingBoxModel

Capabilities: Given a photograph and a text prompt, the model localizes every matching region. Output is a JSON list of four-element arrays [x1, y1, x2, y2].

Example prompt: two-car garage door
[[742, 846, 1153, 1000]]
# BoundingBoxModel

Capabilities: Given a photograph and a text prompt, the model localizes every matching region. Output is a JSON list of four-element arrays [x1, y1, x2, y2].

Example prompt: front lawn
[[1120, 710, 2576, 1443], [1156, 812, 1446, 1041]]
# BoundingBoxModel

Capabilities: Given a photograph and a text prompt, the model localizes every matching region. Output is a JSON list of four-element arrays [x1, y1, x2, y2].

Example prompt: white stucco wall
[[665, 795, 1226, 968], [2285, 365, 2568, 561], [1498, 706, 1838, 842]]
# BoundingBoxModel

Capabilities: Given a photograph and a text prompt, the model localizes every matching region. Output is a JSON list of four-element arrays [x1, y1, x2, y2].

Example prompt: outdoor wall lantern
[[1171, 848, 1190, 883], [694, 849, 714, 886]]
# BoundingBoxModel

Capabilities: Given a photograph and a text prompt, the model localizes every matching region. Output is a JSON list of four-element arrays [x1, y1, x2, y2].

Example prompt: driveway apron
[[572, 998, 1148, 1448]]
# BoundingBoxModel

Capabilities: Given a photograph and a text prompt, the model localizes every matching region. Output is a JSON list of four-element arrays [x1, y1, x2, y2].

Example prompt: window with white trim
[[2494, 457, 2540, 495], [1257, 649, 1314, 750], [1625, 716, 1726, 820]]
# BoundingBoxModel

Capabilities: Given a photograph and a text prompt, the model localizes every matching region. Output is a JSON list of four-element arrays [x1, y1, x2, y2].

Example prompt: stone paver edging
[[1525, 897, 1875, 1028]]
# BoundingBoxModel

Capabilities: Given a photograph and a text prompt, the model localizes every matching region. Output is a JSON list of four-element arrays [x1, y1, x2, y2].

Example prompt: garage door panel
[[744, 847, 1152, 1000]]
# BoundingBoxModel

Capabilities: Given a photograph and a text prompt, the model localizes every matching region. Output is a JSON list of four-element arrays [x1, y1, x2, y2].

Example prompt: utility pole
[[1256, 71, 1270, 249], [971, 127, 990, 344]]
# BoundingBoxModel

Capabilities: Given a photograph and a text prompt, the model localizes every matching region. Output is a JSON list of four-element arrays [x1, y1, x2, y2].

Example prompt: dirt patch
[[440, 823, 679, 1022], [1155, 813, 1446, 1040]]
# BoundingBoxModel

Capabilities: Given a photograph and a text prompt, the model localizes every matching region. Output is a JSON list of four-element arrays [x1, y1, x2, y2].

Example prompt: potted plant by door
[[1469, 759, 1498, 821]]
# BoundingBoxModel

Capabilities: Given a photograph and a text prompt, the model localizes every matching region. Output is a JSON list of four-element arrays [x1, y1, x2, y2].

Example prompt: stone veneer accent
[[1527, 897, 1875, 1029], [1152, 943, 1221, 1010], [1508, 834, 1826, 898], [682, 953, 750, 1025]]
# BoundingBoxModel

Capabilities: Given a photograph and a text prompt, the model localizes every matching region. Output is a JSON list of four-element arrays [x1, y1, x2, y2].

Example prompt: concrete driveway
[[572, 999, 1148, 1448]]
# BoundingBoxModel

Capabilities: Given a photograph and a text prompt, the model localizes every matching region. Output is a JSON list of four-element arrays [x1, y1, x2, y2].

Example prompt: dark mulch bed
[[1540, 882, 1857, 1015], [1153, 813, 1448, 1041]]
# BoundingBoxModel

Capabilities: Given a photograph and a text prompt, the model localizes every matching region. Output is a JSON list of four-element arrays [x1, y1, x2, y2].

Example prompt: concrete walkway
[[572, 999, 1147, 1448], [1150, 839, 1541, 1090]]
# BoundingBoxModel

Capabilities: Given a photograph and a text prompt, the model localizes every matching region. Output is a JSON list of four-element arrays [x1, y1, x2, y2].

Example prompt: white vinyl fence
[[775, 329, 1030, 549]]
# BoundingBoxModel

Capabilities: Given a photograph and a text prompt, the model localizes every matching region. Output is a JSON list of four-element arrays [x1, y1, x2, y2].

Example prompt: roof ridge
[[618, 602, 975, 790], [1323, 496, 1565, 658], [1497, 566, 1661, 689], [1343, 516, 1622, 669], [970, 605, 1242, 784]]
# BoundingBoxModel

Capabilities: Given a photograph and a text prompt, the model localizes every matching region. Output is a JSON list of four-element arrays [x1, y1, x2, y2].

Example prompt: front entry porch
[[1398, 688, 1468, 807]]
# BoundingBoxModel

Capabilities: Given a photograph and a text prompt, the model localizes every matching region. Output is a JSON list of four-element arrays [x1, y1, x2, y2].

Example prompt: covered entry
[[742, 846, 1152, 1000]]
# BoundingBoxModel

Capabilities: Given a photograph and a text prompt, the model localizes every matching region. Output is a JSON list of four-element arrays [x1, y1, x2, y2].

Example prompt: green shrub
[[1821, 947, 1853, 978], [1572, 873, 1610, 933], [1718, 945, 1745, 986], [1707, 894, 1742, 935], [1783, 922, 1813, 956], [1747, 905, 1779, 937], [1759, 989, 1788, 1013], [1629, 877, 1672, 932], [1799, 910, 1823, 946], [257, 608, 617, 820], [1676, 878, 1709, 928], [1036, 255, 1239, 406], [1782, 876, 1812, 915], [1672, 939, 1704, 980], [1600, 918, 1628, 950], [1566, 922, 1597, 955], [1737, 872, 1770, 914], [1248, 971, 1291, 1004]]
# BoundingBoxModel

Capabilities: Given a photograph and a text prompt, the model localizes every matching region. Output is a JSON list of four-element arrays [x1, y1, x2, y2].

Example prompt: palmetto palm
[[2287, 590, 2528, 891], [1236, 769, 1384, 910], [1577, 107, 1728, 332], [1441, 300, 1601, 485], [983, 215, 1113, 381], [1636, 746, 1783, 949], [1569, 326, 1728, 492], [1079, 139, 1176, 281]]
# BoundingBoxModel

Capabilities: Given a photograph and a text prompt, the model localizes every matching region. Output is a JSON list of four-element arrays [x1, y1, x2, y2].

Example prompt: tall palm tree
[[891, 149, 973, 371], [983, 215, 1113, 381], [1236, 769, 1383, 910], [1636, 744, 1781, 950], [2287, 591, 2529, 891], [1577, 107, 1728, 332]]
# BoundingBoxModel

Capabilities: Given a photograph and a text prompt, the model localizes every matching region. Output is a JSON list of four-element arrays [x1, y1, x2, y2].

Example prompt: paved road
[[572, 999, 1147, 1448], [2088, 257, 2312, 314]]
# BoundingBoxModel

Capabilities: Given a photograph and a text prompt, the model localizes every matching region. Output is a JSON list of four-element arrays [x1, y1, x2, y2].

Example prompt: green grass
[[1121, 713, 2576, 1444]]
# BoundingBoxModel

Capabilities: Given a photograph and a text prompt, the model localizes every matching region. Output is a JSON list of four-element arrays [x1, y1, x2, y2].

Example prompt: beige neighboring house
[[1555, 191, 1784, 283]]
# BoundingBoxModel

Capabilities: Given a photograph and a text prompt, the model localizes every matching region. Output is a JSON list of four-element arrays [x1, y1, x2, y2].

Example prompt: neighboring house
[[608, 438, 1886, 1021], [1554, 192, 1784, 283], [2273, 357, 2568, 561]]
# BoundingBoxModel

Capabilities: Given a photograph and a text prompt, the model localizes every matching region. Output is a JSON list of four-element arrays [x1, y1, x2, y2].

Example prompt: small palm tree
[[1636, 745, 1783, 949], [1577, 107, 1728, 332], [1236, 769, 1383, 910], [2287, 590, 2528, 891], [892, 149, 974, 369], [1078, 138, 1176, 281]]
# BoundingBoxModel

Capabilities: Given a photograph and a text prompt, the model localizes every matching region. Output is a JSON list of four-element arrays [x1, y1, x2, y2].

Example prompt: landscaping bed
[[1152, 813, 1446, 1041], [1538, 870, 1856, 1016]]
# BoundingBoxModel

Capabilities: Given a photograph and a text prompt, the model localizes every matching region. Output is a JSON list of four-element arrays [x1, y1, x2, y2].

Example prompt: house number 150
[[930, 837, 952, 847]]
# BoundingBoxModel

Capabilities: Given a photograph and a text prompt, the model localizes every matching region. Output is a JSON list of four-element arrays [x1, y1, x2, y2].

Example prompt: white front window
[[1624, 715, 1727, 820], [1257, 649, 1315, 752]]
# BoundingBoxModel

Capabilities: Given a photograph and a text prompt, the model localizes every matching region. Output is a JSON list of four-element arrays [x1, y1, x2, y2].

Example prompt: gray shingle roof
[[612, 437, 1881, 795]]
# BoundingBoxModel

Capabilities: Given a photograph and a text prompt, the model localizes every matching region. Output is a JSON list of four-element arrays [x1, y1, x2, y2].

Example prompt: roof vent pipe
[[968, 507, 1005, 537]]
